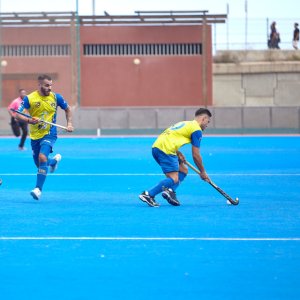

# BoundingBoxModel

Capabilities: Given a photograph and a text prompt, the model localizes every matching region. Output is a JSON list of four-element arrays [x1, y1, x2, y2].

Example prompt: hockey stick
[[185, 160, 239, 205], [11, 108, 68, 131]]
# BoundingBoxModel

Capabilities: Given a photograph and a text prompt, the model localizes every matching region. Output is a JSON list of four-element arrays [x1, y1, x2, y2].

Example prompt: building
[[0, 11, 226, 110]]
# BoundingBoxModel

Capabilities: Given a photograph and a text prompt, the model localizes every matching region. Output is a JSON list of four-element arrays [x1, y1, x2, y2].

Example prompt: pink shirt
[[8, 97, 23, 117]]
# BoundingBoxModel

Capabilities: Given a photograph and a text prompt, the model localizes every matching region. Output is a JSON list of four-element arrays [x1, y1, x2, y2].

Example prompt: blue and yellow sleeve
[[20, 96, 30, 110], [56, 93, 68, 110], [191, 130, 202, 148]]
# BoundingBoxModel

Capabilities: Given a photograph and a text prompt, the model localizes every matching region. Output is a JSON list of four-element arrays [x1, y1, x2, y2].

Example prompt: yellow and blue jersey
[[153, 120, 202, 155], [20, 91, 68, 140]]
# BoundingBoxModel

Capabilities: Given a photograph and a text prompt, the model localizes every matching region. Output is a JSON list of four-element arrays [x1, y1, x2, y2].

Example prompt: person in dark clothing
[[269, 21, 280, 49], [293, 23, 299, 50]]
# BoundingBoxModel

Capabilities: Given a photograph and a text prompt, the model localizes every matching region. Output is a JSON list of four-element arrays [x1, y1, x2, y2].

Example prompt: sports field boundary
[[1, 237, 300, 241]]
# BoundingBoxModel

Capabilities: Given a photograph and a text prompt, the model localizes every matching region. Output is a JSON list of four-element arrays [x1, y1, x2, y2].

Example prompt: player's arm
[[190, 130, 210, 182], [14, 97, 39, 124], [192, 145, 209, 182], [64, 106, 74, 132], [176, 150, 186, 164], [15, 108, 39, 124], [56, 93, 74, 132]]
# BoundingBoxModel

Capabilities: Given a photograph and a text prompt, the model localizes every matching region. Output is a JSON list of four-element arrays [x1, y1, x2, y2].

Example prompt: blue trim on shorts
[[152, 147, 179, 174]]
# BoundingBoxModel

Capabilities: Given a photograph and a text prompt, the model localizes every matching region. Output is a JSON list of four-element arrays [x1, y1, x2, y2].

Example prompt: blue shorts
[[152, 147, 179, 174], [31, 135, 57, 165]]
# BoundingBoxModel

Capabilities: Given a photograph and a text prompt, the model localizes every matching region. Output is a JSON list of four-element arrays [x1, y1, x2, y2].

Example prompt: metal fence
[[213, 18, 299, 53]]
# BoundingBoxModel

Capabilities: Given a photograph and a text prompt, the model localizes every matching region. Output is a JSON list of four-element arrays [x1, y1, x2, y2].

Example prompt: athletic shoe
[[30, 187, 42, 200], [162, 188, 180, 206], [139, 191, 159, 207], [49, 154, 62, 173], [18, 146, 27, 151]]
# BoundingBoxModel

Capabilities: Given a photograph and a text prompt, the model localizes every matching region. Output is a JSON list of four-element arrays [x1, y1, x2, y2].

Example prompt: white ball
[[133, 58, 141, 65], [1, 60, 7, 67], [226, 200, 232, 205]]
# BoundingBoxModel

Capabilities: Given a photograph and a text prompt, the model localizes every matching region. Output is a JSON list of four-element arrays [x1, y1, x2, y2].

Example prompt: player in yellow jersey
[[139, 108, 212, 207], [16, 74, 74, 200]]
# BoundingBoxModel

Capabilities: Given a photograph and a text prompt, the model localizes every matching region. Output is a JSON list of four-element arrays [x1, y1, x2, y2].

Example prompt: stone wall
[[213, 50, 300, 107], [69, 106, 299, 133]]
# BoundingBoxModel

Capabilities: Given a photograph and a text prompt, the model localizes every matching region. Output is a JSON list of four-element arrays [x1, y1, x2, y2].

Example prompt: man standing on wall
[[269, 21, 280, 49], [293, 23, 299, 50]]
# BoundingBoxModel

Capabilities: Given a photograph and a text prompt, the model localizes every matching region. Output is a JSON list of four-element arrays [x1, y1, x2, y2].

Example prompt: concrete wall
[[71, 106, 300, 133], [213, 50, 300, 107], [1, 105, 299, 134]]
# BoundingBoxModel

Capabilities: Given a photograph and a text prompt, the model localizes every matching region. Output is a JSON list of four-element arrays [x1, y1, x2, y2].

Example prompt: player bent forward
[[16, 74, 74, 200], [139, 108, 211, 207]]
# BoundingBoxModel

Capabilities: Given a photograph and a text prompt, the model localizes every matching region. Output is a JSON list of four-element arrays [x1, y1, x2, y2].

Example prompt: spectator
[[269, 21, 280, 49], [293, 23, 299, 50]]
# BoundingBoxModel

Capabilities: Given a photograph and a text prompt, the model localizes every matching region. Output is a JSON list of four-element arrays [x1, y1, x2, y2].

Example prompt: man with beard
[[16, 74, 74, 200], [139, 108, 212, 207]]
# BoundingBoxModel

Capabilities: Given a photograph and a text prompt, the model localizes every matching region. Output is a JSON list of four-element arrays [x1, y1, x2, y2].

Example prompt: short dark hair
[[38, 74, 52, 82], [195, 108, 212, 117]]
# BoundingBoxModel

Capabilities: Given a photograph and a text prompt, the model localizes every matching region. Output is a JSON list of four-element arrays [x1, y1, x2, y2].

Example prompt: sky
[[0, 0, 298, 50], [0, 0, 297, 19]]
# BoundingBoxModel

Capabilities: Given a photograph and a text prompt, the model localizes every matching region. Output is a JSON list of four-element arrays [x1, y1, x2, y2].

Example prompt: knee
[[172, 174, 179, 184], [179, 163, 188, 174], [166, 173, 179, 184], [38, 153, 48, 163]]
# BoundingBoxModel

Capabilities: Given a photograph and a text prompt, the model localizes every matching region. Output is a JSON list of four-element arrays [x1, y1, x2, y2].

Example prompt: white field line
[[0, 237, 300, 241], [1, 173, 300, 176]]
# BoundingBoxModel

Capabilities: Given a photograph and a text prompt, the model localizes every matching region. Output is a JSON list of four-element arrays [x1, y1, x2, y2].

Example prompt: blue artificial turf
[[0, 135, 300, 299]]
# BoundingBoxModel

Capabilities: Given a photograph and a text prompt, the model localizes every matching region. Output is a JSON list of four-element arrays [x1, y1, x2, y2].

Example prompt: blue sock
[[48, 158, 56, 167], [172, 172, 187, 191], [148, 177, 175, 197], [36, 162, 48, 191]]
